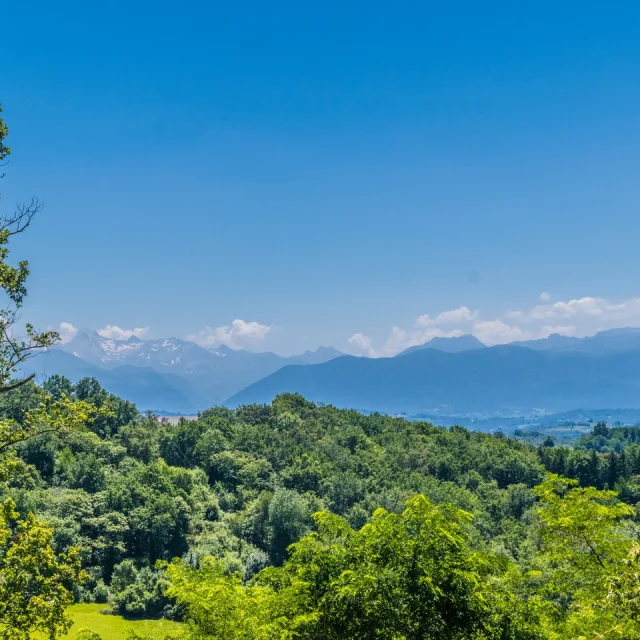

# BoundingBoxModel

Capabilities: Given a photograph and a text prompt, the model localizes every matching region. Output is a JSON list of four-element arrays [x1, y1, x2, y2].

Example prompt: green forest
[[5, 376, 640, 640], [5, 379, 640, 640], [3, 106, 640, 640]]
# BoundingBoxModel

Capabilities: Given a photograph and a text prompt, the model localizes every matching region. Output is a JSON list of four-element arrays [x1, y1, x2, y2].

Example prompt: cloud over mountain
[[188, 319, 273, 350], [348, 295, 640, 357], [97, 325, 150, 340], [57, 322, 79, 343]]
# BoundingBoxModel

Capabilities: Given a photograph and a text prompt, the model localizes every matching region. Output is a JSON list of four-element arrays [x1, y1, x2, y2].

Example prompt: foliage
[[532, 475, 640, 639], [0, 498, 83, 639], [5, 382, 640, 637], [166, 495, 542, 639], [108, 560, 174, 619], [4, 355, 640, 638]]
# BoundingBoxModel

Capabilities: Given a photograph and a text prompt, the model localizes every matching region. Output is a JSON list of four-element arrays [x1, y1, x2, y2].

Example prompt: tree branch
[[0, 373, 35, 394], [1, 198, 42, 236]]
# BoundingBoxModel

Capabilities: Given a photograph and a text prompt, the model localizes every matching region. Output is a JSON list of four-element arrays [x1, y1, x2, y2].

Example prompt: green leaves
[[530, 475, 640, 638], [164, 557, 284, 640], [167, 496, 542, 640], [162, 471, 640, 639], [0, 498, 83, 640], [535, 474, 634, 576], [0, 104, 9, 165]]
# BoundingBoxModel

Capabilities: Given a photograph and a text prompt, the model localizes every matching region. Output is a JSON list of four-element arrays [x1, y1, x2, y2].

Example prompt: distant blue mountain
[[22, 349, 202, 413], [513, 328, 640, 355], [23, 327, 640, 415], [397, 334, 486, 356], [22, 330, 342, 412], [226, 344, 640, 415]]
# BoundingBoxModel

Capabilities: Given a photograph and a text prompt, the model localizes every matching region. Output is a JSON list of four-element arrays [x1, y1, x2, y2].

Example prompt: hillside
[[227, 345, 640, 414]]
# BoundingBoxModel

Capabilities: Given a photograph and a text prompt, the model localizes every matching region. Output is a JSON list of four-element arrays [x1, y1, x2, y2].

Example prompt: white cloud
[[188, 319, 272, 350], [347, 333, 377, 357], [57, 322, 78, 343], [524, 296, 640, 326], [361, 307, 479, 357], [541, 325, 577, 337], [346, 294, 640, 357], [471, 320, 531, 345], [97, 325, 150, 341], [415, 306, 478, 327]]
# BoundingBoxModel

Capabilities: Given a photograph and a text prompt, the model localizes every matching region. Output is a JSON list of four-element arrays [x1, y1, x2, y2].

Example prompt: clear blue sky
[[4, 1, 640, 355]]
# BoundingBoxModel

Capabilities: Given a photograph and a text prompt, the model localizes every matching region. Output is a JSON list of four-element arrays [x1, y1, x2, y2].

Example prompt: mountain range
[[22, 327, 640, 416], [23, 330, 342, 413], [510, 327, 640, 355], [227, 328, 640, 415]]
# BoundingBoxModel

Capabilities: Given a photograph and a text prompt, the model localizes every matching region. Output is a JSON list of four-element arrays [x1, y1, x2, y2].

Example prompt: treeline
[[538, 423, 640, 504]]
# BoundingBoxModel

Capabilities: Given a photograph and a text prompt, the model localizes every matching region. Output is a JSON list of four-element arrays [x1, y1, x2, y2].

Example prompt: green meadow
[[35, 605, 183, 640]]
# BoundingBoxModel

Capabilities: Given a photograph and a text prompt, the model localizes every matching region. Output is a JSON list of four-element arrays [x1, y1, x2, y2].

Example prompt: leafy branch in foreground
[[0, 102, 97, 639], [533, 475, 639, 639], [0, 103, 57, 394]]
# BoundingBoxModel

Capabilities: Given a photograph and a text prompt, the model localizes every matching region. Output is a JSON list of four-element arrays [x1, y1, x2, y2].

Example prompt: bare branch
[[1, 198, 42, 236]]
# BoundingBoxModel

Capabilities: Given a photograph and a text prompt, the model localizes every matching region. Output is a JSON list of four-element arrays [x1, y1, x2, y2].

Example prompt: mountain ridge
[[226, 342, 640, 414], [24, 327, 640, 415], [25, 330, 343, 411], [397, 334, 486, 356]]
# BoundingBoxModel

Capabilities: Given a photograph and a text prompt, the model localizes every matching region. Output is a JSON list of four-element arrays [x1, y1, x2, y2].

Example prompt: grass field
[[37, 604, 184, 640]]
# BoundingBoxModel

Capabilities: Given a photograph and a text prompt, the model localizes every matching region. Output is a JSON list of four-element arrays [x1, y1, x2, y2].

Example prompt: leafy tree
[[265, 488, 313, 565], [593, 421, 609, 437], [606, 544, 640, 635], [109, 562, 172, 618], [165, 557, 280, 640], [166, 496, 543, 639], [0, 103, 97, 637], [43, 376, 74, 402], [0, 498, 83, 639], [118, 415, 160, 464], [535, 474, 634, 579], [0, 104, 58, 393], [533, 475, 637, 637]]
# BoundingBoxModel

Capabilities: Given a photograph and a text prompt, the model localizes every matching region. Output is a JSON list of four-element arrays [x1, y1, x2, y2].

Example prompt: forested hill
[[5, 379, 640, 636], [227, 344, 640, 413]]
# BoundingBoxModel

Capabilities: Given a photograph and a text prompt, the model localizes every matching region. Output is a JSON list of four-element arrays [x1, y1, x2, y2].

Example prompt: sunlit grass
[[34, 604, 184, 640]]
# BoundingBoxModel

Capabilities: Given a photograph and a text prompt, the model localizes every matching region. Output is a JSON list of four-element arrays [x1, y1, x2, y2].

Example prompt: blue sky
[[4, 1, 640, 355]]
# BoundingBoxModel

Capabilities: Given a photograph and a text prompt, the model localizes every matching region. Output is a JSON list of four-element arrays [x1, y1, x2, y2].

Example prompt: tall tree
[[0, 103, 87, 638], [0, 103, 57, 393]]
